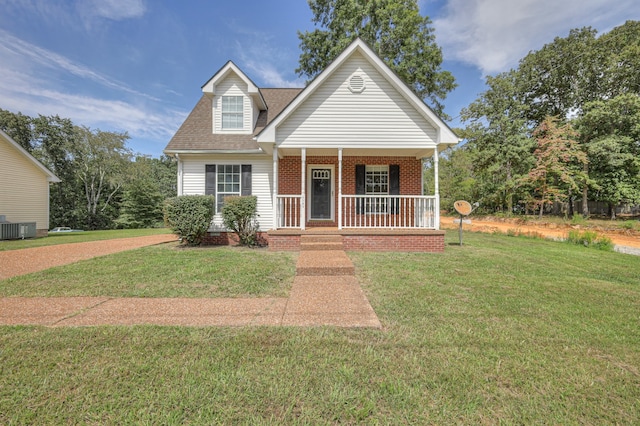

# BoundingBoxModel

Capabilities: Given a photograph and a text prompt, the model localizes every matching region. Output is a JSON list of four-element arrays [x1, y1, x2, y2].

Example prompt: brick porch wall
[[202, 232, 269, 246], [342, 234, 444, 252]]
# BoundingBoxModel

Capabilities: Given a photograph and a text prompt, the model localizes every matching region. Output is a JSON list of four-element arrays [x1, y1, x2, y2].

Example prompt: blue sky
[[0, 0, 638, 157]]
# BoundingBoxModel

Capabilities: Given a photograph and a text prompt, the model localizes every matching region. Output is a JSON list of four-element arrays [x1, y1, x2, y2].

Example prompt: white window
[[221, 96, 243, 129], [217, 164, 241, 211], [365, 165, 388, 213], [205, 164, 251, 213]]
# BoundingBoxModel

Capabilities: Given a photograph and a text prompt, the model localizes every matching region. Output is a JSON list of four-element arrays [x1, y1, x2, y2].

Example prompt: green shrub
[[620, 220, 639, 231], [566, 229, 614, 251], [163, 195, 215, 246], [570, 215, 587, 226], [221, 196, 260, 246]]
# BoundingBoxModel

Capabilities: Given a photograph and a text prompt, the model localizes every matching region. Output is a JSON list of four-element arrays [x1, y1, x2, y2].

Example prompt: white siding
[[276, 51, 438, 148], [213, 74, 256, 134], [0, 138, 51, 231], [181, 155, 274, 231]]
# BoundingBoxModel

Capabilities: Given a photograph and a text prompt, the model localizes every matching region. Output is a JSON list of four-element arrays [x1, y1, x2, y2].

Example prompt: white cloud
[[0, 30, 185, 152], [78, 0, 146, 21], [230, 27, 302, 88], [0, 29, 159, 102], [434, 0, 640, 75]]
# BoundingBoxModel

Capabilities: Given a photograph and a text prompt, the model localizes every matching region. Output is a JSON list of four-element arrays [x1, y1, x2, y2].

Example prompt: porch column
[[272, 146, 278, 229], [175, 154, 183, 196], [433, 149, 440, 230], [338, 148, 343, 230], [300, 148, 306, 230]]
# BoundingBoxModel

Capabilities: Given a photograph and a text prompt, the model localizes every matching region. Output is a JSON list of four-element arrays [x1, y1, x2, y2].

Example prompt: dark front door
[[310, 168, 332, 220]]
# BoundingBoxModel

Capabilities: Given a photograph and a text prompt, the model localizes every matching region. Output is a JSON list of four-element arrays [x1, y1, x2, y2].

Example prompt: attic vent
[[348, 75, 365, 93]]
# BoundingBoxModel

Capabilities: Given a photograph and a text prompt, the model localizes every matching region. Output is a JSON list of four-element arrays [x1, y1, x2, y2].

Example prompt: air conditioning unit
[[0, 222, 37, 240]]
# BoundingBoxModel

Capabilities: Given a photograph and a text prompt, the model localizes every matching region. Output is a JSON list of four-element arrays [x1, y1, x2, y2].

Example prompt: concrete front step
[[300, 234, 344, 243], [296, 250, 355, 276], [300, 241, 344, 251], [299, 234, 344, 251]]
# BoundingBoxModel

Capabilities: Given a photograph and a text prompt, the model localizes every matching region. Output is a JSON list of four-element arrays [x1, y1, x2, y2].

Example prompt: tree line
[[299, 2, 639, 219], [432, 20, 640, 219], [0, 109, 176, 229]]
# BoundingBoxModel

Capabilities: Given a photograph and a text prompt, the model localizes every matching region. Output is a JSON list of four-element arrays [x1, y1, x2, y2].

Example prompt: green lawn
[[0, 228, 172, 251], [0, 243, 297, 298], [1, 231, 639, 424]]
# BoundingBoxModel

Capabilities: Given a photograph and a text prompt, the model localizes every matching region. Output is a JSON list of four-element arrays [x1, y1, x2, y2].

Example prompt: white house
[[0, 129, 60, 237], [164, 38, 459, 251]]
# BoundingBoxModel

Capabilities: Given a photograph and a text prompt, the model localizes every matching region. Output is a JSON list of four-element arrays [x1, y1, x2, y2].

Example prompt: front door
[[309, 167, 333, 220]]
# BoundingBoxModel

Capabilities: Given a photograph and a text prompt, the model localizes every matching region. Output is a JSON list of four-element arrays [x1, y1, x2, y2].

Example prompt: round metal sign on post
[[454, 200, 473, 216], [453, 200, 473, 246]]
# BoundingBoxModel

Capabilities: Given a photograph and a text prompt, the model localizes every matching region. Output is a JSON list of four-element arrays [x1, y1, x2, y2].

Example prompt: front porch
[[267, 227, 446, 252], [268, 147, 442, 233]]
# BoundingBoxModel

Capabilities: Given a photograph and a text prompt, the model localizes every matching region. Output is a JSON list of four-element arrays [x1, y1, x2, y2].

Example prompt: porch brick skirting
[[267, 229, 445, 253]]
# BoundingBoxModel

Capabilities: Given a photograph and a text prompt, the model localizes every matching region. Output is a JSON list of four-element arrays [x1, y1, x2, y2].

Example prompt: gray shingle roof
[[165, 88, 302, 152]]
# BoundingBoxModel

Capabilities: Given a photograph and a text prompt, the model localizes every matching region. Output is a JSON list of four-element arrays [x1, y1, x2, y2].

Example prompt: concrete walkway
[[0, 234, 381, 328]]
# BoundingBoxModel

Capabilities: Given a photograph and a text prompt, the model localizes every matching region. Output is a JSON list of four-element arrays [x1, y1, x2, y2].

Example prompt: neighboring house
[[0, 129, 60, 237], [165, 38, 459, 251]]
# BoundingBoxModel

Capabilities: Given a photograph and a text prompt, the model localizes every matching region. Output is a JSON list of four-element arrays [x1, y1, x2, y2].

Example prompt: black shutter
[[389, 164, 400, 214], [205, 165, 216, 195], [355, 164, 365, 214], [241, 164, 252, 195]]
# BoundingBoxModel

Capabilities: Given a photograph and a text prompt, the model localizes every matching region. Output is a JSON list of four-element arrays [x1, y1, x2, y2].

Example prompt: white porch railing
[[276, 194, 437, 229], [341, 195, 437, 229], [276, 195, 302, 228]]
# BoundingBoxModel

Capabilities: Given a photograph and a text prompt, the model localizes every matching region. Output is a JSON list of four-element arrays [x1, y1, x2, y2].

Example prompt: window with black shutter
[[206, 164, 252, 212], [354, 164, 400, 214]]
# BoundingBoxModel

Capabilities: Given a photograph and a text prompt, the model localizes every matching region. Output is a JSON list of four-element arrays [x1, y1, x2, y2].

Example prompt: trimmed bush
[[221, 196, 260, 246], [566, 229, 614, 251], [163, 195, 215, 246]]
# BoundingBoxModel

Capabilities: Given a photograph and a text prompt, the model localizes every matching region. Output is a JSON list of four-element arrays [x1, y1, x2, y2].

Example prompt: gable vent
[[348, 75, 365, 93]]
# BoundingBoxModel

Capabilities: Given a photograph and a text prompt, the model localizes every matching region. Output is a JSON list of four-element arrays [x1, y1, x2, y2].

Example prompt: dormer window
[[222, 96, 243, 129]]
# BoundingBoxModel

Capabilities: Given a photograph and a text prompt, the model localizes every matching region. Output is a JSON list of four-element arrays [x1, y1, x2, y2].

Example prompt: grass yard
[[1, 231, 639, 424], [0, 228, 172, 251], [0, 243, 297, 298]]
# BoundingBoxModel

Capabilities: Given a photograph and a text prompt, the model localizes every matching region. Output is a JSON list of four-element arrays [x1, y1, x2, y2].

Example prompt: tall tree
[[461, 71, 534, 213], [577, 94, 640, 218], [520, 117, 587, 218], [75, 126, 133, 229], [115, 156, 175, 228], [297, 0, 456, 116], [0, 109, 33, 151], [517, 27, 600, 125], [31, 115, 84, 228], [424, 145, 477, 212]]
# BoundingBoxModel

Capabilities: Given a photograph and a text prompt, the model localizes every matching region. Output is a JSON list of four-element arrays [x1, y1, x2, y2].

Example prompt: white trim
[[272, 147, 278, 229], [338, 148, 343, 230], [433, 150, 440, 230], [176, 153, 183, 196], [300, 148, 306, 230], [201, 61, 266, 110], [307, 164, 335, 222]]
